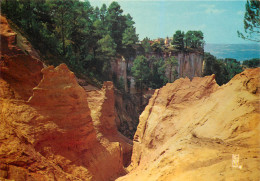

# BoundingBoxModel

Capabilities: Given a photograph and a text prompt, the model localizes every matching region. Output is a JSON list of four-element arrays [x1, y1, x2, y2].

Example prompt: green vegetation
[[139, 30, 204, 57], [165, 56, 178, 82], [172, 30, 204, 51], [118, 76, 125, 91], [242, 58, 260, 68], [203, 53, 243, 85], [151, 41, 163, 55], [131, 55, 150, 103], [184, 31, 204, 49], [224, 58, 244, 81], [3, 0, 246, 91], [132, 30, 204, 90], [148, 56, 168, 89], [1, 0, 138, 82], [131, 55, 150, 90], [131, 55, 176, 90], [141, 37, 152, 54], [237, 0, 260, 42], [172, 30, 185, 50]]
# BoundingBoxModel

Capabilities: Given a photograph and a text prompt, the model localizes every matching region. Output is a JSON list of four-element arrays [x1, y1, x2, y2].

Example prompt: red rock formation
[[117, 68, 260, 181], [0, 15, 43, 100], [0, 64, 126, 180], [0, 15, 22, 55], [86, 82, 133, 167], [0, 15, 131, 180]]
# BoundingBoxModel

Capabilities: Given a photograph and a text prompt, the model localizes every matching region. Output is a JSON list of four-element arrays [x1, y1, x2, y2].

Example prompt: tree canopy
[[172, 30, 185, 50], [203, 53, 243, 85], [242, 58, 260, 68], [184, 30, 204, 49], [141, 37, 152, 54], [238, 0, 260, 42], [1, 0, 138, 81], [131, 55, 150, 86], [165, 56, 178, 82], [172, 30, 204, 51]]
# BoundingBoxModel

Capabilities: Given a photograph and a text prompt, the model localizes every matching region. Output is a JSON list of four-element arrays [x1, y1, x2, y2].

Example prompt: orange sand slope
[[0, 15, 131, 181], [117, 68, 260, 181], [1, 14, 259, 181]]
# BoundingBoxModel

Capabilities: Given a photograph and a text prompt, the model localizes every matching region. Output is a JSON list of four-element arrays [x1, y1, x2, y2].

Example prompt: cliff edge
[[117, 68, 260, 180], [0, 15, 131, 181]]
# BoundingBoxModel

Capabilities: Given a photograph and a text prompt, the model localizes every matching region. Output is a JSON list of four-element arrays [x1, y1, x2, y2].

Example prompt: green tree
[[184, 31, 193, 48], [1, 0, 139, 84], [149, 56, 168, 88], [141, 37, 152, 54], [122, 14, 138, 60], [242, 58, 260, 68], [165, 56, 178, 82], [96, 34, 117, 76], [131, 56, 150, 104], [224, 59, 243, 80], [118, 76, 125, 91], [50, 0, 73, 56], [151, 41, 163, 55], [20, 0, 33, 33], [100, 4, 107, 23], [2, 0, 21, 25], [203, 53, 229, 85], [238, 0, 260, 42], [172, 30, 184, 50], [184, 30, 204, 49], [93, 6, 100, 21], [106, 1, 125, 52], [69, 0, 94, 66], [193, 31, 204, 48]]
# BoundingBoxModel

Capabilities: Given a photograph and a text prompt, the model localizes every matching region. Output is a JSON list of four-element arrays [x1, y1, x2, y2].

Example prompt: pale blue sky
[[88, 0, 251, 44]]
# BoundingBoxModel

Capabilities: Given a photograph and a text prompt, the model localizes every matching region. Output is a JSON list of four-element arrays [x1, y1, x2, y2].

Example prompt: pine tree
[[165, 56, 178, 82], [122, 14, 138, 60], [141, 37, 152, 54], [106, 2, 125, 52], [96, 34, 117, 76], [51, 0, 73, 56], [238, 0, 260, 42], [131, 56, 150, 104], [172, 30, 184, 50]]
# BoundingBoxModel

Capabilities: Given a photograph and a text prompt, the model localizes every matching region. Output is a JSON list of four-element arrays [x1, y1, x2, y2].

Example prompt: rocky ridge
[[1, 14, 259, 181], [117, 68, 260, 180], [0, 15, 131, 181]]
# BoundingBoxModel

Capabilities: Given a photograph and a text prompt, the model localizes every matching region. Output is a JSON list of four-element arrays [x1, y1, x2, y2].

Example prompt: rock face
[[0, 15, 131, 181], [0, 15, 43, 101], [86, 82, 133, 167], [117, 68, 260, 181], [0, 15, 21, 56], [110, 56, 142, 139], [110, 51, 203, 139], [176, 52, 204, 79]]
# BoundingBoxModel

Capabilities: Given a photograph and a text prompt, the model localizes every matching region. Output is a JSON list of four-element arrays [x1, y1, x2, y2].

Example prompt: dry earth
[[0, 15, 132, 181], [117, 69, 260, 181]]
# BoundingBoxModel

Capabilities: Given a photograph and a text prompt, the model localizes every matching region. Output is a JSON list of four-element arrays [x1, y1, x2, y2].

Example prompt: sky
[[88, 0, 252, 44]]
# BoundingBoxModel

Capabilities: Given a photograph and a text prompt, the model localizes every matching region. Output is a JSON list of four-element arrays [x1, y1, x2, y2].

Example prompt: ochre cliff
[[117, 68, 260, 181], [2, 13, 259, 181], [86, 82, 133, 167], [176, 52, 204, 79], [110, 51, 203, 139], [0, 15, 131, 180], [0, 15, 43, 101]]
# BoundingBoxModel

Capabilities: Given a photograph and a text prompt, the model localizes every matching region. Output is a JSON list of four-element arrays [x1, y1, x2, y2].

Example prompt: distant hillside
[[204, 43, 260, 61]]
